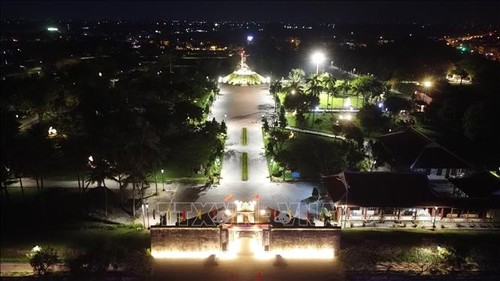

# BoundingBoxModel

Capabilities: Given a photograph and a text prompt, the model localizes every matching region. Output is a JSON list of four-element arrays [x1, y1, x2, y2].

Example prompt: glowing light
[[276, 248, 335, 259], [344, 98, 351, 108], [32, 245, 42, 252], [151, 250, 236, 260], [423, 81, 432, 88], [47, 126, 57, 137], [339, 114, 352, 121], [311, 51, 326, 74], [247, 35, 253, 42], [152, 235, 336, 261], [311, 52, 325, 64], [47, 27, 58, 32], [235, 200, 256, 212]]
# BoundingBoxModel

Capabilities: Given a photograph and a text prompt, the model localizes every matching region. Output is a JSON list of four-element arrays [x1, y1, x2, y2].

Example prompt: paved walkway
[[122, 84, 323, 227]]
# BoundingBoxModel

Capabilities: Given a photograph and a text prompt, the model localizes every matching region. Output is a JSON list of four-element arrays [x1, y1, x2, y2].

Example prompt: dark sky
[[1, 1, 500, 24]]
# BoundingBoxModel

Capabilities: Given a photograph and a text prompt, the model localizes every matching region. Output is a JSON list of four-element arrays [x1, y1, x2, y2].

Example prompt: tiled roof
[[411, 142, 470, 169], [322, 172, 440, 207], [449, 172, 500, 198], [378, 127, 432, 168], [378, 127, 470, 170]]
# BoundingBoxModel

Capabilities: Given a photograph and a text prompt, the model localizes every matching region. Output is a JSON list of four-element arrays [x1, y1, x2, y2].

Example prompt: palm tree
[[288, 69, 305, 84], [338, 80, 352, 108], [306, 74, 323, 99], [86, 156, 117, 217], [283, 80, 304, 97], [351, 75, 386, 106], [270, 80, 283, 110], [321, 74, 337, 109], [270, 80, 282, 95], [118, 117, 162, 218]]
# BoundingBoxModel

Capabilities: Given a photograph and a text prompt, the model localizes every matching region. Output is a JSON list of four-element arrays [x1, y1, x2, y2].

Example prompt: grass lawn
[[341, 229, 500, 273], [1, 189, 149, 262], [241, 152, 248, 181], [279, 132, 345, 180], [242, 127, 248, 145], [318, 94, 363, 109], [342, 228, 500, 247]]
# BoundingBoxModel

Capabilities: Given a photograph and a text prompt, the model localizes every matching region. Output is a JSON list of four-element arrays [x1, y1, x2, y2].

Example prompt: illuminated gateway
[[218, 50, 270, 86], [150, 198, 340, 260]]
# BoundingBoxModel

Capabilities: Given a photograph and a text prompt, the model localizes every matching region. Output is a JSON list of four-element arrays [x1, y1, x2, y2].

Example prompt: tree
[[351, 75, 386, 106], [288, 68, 305, 84], [384, 96, 412, 115], [278, 106, 287, 128], [338, 80, 351, 106], [358, 104, 387, 136], [305, 73, 323, 99], [268, 129, 291, 154], [269, 80, 282, 96], [321, 74, 337, 109], [0, 111, 21, 196], [462, 101, 490, 141], [344, 124, 364, 148], [27, 246, 60, 276]]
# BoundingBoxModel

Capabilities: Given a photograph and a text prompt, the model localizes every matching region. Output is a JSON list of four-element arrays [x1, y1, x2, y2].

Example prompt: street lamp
[[423, 80, 433, 88], [142, 204, 146, 228], [146, 203, 150, 228], [311, 51, 326, 74], [161, 169, 165, 191], [432, 206, 438, 228]]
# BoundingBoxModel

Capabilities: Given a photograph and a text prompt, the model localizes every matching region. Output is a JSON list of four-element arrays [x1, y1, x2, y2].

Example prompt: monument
[[218, 50, 270, 86]]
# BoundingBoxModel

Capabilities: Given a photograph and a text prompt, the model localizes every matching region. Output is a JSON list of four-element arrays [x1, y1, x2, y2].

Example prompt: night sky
[[1, 1, 500, 24]]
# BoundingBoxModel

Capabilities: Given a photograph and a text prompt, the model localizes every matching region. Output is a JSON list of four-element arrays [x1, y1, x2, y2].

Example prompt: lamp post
[[311, 51, 326, 75], [141, 204, 146, 228], [154, 172, 158, 195], [432, 206, 438, 228], [146, 203, 150, 228], [161, 169, 165, 191]]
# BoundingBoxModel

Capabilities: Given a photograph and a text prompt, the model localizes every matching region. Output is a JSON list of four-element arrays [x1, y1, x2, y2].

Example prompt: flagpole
[[337, 170, 349, 229], [344, 184, 348, 229]]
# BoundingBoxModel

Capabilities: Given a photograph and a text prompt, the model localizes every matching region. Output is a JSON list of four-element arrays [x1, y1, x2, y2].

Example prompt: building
[[322, 171, 500, 229]]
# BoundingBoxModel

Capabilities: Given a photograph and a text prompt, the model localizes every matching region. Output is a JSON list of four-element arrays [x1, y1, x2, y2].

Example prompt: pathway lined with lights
[[203, 84, 317, 211]]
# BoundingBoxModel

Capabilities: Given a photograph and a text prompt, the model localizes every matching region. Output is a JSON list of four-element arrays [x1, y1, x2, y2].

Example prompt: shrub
[[27, 246, 60, 276]]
